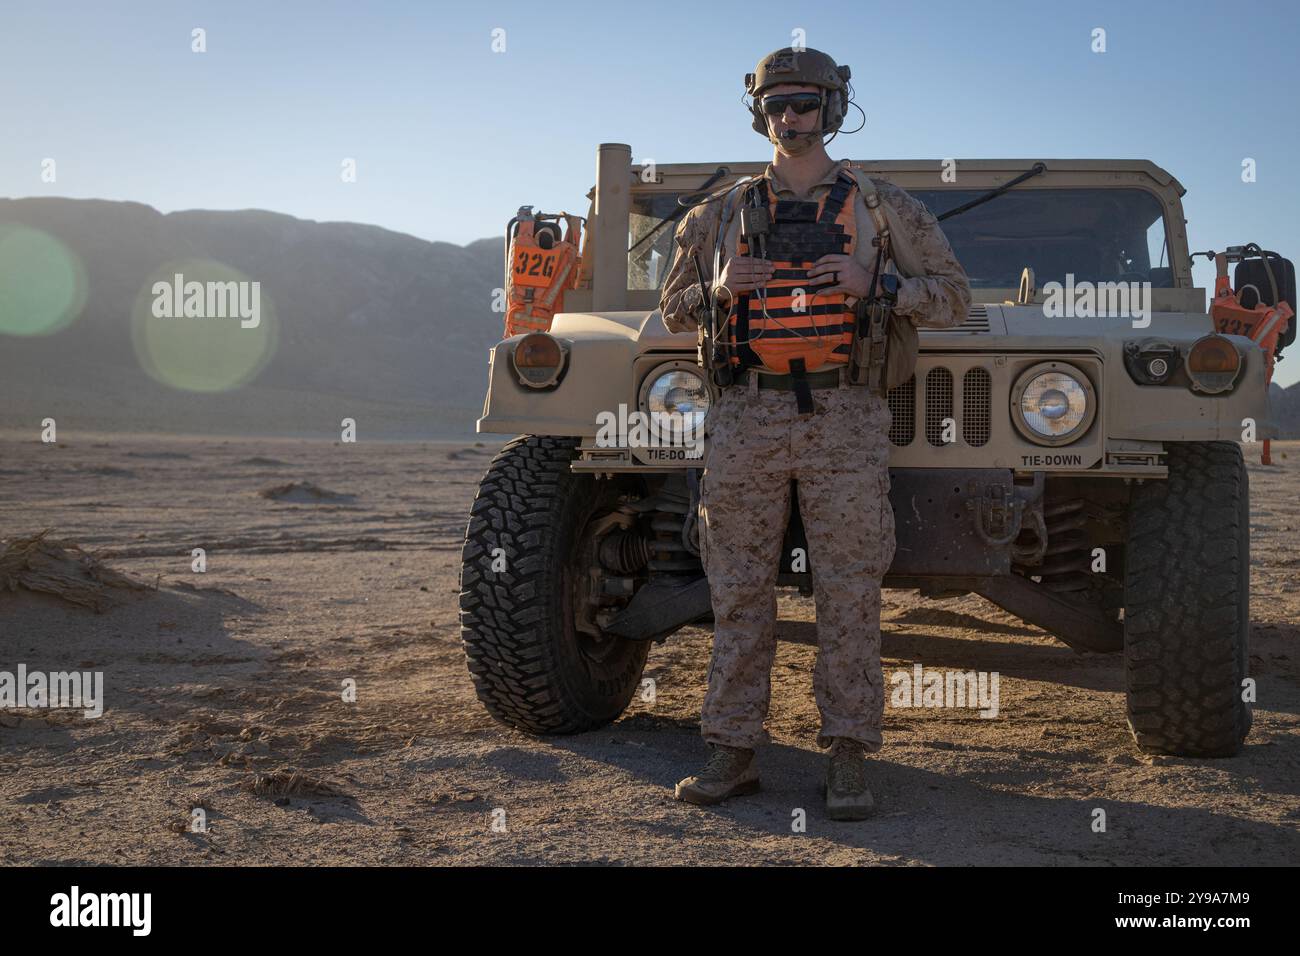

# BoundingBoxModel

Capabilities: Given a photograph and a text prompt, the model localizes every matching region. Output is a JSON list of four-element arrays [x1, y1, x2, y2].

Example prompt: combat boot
[[823, 737, 875, 820], [674, 743, 760, 805]]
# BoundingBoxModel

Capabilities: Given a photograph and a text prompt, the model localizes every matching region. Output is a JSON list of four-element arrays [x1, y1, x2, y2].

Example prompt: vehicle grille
[[887, 360, 995, 449], [924, 367, 953, 446], [918, 304, 989, 335], [887, 375, 916, 445], [963, 366, 991, 447]]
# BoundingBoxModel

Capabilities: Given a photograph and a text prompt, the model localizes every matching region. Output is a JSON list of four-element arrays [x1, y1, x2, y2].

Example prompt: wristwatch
[[876, 273, 900, 306]]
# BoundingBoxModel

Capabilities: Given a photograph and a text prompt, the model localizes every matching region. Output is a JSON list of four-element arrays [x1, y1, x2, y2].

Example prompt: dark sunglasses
[[759, 93, 822, 116]]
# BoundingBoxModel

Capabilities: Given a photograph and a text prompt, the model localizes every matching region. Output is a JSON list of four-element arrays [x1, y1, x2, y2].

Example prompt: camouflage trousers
[[698, 373, 895, 752]]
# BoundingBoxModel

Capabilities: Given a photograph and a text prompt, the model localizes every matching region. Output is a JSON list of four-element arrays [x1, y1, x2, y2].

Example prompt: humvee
[[460, 143, 1293, 757]]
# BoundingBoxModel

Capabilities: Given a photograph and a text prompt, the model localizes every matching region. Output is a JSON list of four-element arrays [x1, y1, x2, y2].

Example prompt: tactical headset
[[744, 62, 852, 139]]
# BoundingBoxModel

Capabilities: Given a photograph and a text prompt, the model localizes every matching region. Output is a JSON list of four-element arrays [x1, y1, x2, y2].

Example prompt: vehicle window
[[914, 188, 1171, 290], [629, 186, 1171, 292], [1146, 217, 1171, 287], [629, 193, 687, 291]]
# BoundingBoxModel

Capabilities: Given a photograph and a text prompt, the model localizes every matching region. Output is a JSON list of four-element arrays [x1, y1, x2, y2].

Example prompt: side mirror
[[1235, 254, 1295, 354]]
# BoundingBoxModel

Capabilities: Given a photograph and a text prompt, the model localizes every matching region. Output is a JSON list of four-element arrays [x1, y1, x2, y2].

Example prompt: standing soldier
[[659, 47, 971, 819]]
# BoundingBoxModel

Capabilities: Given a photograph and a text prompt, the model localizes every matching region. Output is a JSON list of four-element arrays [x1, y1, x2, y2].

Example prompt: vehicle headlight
[[1185, 333, 1242, 394], [511, 332, 567, 388], [641, 365, 711, 435], [1011, 362, 1095, 445]]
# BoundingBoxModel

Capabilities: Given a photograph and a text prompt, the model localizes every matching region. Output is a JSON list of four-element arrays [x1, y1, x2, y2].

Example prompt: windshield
[[630, 186, 1172, 292], [912, 187, 1170, 289], [629, 193, 684, 291]]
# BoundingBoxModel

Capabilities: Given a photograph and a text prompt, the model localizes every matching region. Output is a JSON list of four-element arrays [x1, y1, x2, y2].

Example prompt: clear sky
[[3, 0, 1298, 385]]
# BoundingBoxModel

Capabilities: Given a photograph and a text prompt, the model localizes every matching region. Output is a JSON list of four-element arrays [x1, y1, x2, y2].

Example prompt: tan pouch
[[850, 169, 921, 392], [884, 314, 918, 390]]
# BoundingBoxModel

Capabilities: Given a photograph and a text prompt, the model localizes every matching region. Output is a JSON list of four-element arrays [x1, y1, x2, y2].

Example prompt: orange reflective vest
[[725, 170, 859, 374], [505, 214, 583, 337]]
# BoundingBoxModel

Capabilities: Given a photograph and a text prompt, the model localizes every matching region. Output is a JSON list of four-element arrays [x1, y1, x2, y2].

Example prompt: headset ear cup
[[828, 89, 844, 131]]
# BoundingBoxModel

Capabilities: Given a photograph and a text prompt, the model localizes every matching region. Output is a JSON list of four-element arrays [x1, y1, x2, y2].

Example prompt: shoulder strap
[[855, 177, 891, 254], [817, 170, 858, 225], [845, 167, 931, 278], [712, 179, 751, 288]]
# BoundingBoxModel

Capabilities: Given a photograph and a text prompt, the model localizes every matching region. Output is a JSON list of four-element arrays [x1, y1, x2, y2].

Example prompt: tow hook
[[966, 473, 1044, 546]]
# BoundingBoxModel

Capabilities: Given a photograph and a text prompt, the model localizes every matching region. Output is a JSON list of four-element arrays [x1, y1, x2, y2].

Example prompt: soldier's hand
[[716, 255, 775, 301], [807, 254, 875, 300]]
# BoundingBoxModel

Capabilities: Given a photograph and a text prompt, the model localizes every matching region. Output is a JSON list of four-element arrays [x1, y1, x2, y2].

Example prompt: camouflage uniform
[[660, 159, 971, 752]]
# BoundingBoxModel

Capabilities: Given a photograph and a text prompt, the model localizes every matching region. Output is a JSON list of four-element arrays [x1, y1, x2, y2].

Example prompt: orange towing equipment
[[503, 206, 585, 337], [1203, 243, 1294, 464]]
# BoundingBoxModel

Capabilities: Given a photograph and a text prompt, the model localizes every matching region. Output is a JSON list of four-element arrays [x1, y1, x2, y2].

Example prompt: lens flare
[[0, 224, 87, 336], [131, 258, 278, 393]]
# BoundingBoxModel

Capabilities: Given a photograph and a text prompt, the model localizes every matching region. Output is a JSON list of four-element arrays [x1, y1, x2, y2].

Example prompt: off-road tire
[[459, 436, 649, 734], [1123, 441, 1252, 756]]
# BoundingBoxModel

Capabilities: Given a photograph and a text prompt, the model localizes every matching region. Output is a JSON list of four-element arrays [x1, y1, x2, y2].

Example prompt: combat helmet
[[745, 47, 852, 138]]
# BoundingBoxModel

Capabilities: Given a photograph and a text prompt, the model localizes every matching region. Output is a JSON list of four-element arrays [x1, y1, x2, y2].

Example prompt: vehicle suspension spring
[[647, 511, 702, 574], [1036, 499, 1091, 592]]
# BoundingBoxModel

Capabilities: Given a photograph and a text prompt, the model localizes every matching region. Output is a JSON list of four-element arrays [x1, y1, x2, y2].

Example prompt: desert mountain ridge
[[2, 196, 1299, 439], [0, 197, 505, 438]]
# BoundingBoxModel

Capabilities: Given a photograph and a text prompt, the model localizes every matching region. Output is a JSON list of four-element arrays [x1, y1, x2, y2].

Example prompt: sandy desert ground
[[0, 431, 1297, 866]]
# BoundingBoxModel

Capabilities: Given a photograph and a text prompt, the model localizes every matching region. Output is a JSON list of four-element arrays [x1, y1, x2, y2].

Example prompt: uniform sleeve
[[657, 203, 717, 335], [882, 186, 972, 329]]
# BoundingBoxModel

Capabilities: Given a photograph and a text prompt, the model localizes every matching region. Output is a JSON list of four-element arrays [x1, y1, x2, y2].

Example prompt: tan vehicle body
[[478, 144, 1278, 471], [461, 144, 1273, 757]]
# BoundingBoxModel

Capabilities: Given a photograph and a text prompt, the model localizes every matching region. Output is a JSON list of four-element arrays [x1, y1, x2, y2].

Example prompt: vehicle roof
[[633, 158, 1185, 197]]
